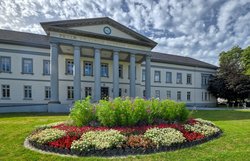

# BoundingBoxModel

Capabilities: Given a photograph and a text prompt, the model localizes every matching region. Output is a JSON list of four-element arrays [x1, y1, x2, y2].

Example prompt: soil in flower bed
[[26, 118, 222, 157]]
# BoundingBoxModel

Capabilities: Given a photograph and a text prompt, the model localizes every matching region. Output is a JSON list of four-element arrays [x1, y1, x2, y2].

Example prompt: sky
[[0, 0, 250, 66]]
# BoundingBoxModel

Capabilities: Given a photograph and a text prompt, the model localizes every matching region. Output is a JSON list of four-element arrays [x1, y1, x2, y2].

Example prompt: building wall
[[0, 43, 216, 108], [141, 62, 216, 106]]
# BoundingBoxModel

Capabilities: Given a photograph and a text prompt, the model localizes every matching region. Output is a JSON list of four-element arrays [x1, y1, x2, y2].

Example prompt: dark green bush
[[69, 97, 190, 127]]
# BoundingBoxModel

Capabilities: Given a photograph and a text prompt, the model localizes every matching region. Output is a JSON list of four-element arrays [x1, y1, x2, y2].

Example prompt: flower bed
[[26, 98, 222, 157], [26, 118, 222, 157]]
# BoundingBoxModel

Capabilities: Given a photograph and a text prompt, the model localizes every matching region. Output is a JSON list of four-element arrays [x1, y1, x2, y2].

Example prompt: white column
[[49, 43, 60, 103], [145, 55, 151, 99], [130, 53, 136, 98], [73, 46, 81, 101], [94, 48, 101, 101], [113, 51, 119, 98]]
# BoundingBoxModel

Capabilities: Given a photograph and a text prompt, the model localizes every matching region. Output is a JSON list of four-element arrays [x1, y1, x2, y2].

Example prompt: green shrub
[[96, 99, 117, 127], [69, 97, 190, 127], [130, 98, 149, 125], [69, 97, 96, 126], [161, 100, 189, 122]]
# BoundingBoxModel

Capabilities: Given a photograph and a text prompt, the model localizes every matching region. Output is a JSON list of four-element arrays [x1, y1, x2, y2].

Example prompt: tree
[[208, 46, 250, 104], [208, 75, 236, 102], [241, 46, 250, 75]]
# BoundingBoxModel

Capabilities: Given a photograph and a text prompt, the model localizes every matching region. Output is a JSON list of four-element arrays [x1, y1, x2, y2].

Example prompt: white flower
[[29, 128, 66, 144], [144, 128, 186, 147]]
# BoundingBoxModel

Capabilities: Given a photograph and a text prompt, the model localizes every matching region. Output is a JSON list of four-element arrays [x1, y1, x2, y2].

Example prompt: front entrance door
[[101, 87, 109, 100]]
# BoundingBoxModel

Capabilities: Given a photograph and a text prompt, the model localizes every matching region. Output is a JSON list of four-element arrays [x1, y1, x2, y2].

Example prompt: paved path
[[187, 107, 250, 111]]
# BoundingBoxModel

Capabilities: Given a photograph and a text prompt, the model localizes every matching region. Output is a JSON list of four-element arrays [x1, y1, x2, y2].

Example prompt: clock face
[[103, 26, 111, 35]]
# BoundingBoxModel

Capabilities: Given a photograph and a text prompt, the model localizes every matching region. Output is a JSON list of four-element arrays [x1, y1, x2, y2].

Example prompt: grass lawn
[[0, 110, 250, 161]]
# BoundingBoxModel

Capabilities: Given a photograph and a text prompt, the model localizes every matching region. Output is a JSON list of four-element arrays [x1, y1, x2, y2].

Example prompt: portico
[[49, 42, 152, 103], [40, 17, 157, 107], [41, 17, 157, 105]]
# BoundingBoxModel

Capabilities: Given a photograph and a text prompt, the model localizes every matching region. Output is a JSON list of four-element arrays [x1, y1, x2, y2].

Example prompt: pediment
[[69, 24, 137, 41], [41, 17, 157, 48]]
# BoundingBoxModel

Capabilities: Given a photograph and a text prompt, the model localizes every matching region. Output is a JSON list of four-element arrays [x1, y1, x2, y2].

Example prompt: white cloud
[[0, 0, 249, 66]]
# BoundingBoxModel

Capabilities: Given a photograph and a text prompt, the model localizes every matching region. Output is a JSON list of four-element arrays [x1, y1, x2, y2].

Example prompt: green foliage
[[96, 99, 117, 127], [241, 46, 250, 75], [208, 45, 250, 102], [160, 100, 189, 122], [69, 97, 96, 127], [70, 97, 190, 127]]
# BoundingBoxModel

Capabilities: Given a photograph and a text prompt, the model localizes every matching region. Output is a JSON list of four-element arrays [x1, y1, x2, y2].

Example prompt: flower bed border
[[26, 129, 223, 157]]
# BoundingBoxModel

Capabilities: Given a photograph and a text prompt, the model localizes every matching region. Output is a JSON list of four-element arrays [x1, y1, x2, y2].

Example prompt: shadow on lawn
[[0, 112, 68, 118], [191, 110, 250, 121], [0, 110, 249, 121]]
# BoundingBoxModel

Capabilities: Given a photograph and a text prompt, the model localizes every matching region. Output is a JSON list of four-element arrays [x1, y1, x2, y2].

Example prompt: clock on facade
[[103, 26, 111, 35]]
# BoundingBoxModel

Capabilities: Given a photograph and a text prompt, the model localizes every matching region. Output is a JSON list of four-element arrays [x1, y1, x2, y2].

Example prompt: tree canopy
[[208, 46, 250, 103], [241, 46, 250, 75]]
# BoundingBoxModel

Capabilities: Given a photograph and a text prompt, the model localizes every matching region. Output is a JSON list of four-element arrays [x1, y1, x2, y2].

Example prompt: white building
[[0, 17, 217, 113]]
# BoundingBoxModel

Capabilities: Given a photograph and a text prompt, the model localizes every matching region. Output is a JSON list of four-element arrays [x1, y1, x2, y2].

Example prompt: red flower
[[182, 131, 204, 141], [186, 118, 198, 125], [48, 135, 79, 149]]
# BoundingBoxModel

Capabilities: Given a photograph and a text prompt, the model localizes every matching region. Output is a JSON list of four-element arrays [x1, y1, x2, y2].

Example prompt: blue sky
[[0, 0, 249, 65]]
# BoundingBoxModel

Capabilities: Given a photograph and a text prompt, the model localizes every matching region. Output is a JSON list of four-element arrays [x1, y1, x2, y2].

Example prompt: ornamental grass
[[69, 97, 190, 127]]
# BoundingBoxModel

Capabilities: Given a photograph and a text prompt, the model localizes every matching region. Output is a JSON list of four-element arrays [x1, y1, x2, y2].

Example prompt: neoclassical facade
[[0, 17, 217, 113]]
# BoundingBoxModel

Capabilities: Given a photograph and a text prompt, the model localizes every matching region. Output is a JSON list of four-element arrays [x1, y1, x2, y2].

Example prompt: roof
[[0, 29, 217, 70], [41, 17, 157, 48], [0, 29, 49, 48], [151, 52, 218, 69]]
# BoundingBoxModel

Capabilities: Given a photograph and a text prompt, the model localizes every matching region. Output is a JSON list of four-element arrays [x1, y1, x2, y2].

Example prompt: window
[[22, 58, 33, 74], [176, 73, 182, 84], [143, 90, 146, 97], [84, 62, 93, 76], [202, 91, 209, 101], [2, 85, 10, 98], [0, 56, 11, 73], [142, 69, 146, 81], [187, 74, 192, 84], [67, 86, 74, 99], [43, 60, 50, 75], [119, 65, 123, 78], [85, 87, 92, 98], [154, 71, 161, 82], [119, 88, 122, 97], [128, 65, 137, 79], [155, 90, 160, 98], [177, 91, 181, 101], [201, 74, 210, 86], [166, 72, 172, 83], [101, 63, 108, 77], [208, 92, 211, 101], [45, 86, 51, 99], [66, 59, 74, 75], [166, 90, 171, 99], [24, 85, 32, 99], [205, 92, 208, 101], [187, 92, 191, 101]]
